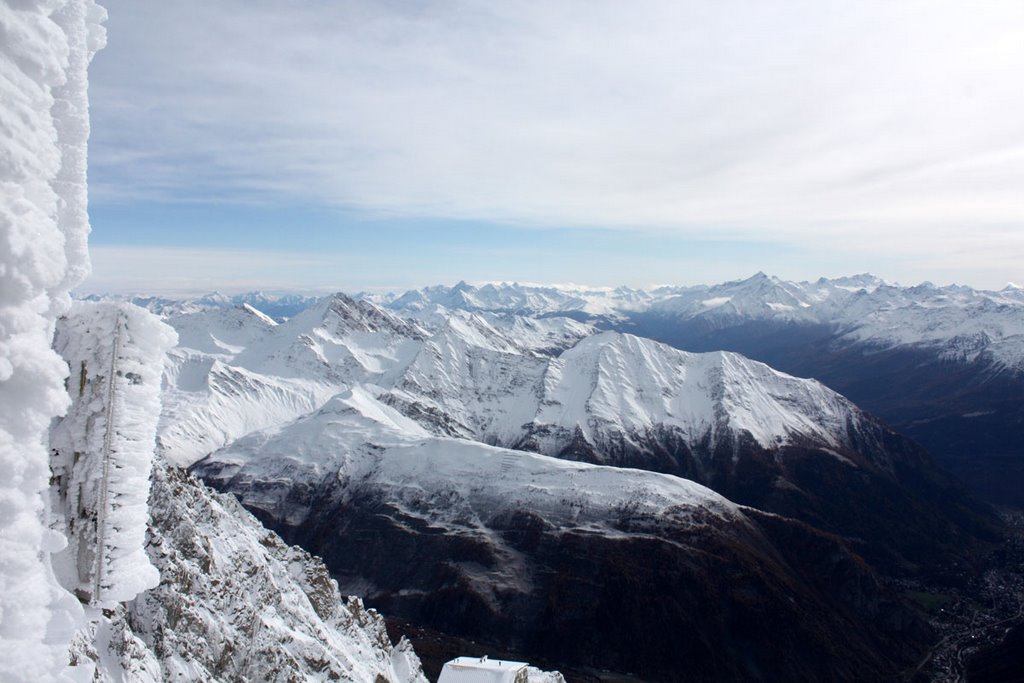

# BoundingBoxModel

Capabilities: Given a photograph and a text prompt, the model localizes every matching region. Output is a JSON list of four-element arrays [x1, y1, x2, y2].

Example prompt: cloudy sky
[[85, 0, 1024, 294]]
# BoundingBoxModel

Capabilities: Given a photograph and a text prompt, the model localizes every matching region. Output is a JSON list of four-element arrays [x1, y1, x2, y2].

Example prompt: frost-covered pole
[[0, 1, 106, 680], [94, 312, 124, 601], [50, 302, 174, 605]]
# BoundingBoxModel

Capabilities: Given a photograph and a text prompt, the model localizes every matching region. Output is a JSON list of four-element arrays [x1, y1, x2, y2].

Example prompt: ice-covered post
[[50, 302, 176, 605]]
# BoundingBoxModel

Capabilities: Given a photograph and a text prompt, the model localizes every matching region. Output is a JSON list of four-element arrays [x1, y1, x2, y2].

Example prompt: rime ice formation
[[50, 302, 177, 605], [0, 1, 107, 679]]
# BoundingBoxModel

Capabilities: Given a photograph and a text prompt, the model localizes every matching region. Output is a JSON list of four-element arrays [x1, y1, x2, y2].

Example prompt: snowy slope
[[197, 387, 742, 533], [161, 355, 337, 467], [532, 331, 860, 452], [382, 329, 868, 462], [158, 294, 425, 466], [256, 294, 427, 382], [191, 387, 931, 682], [159, 295, 583, 465], [384, 315, 551, 442], [399, 306, 595, 356]]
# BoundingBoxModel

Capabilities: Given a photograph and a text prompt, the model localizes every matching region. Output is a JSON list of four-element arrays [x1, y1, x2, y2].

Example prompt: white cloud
[[89, 0, 1024, 278], [82, 246, 347, 295]]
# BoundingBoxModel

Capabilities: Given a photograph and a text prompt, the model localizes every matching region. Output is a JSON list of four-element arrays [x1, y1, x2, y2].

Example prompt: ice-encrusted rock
[[67, 459, 428, 683]]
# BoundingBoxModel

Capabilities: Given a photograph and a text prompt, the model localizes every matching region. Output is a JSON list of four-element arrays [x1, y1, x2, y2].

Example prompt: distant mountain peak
[[238, 302, 278, 326]]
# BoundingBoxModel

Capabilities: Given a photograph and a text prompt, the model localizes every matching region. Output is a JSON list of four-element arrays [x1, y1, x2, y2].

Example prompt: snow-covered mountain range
[[368, 273, 1024, 372], [143, 289, 996, 678], [130, 273, 1024, 505], [2, 0, 1013, 679], [92, 273, 1024, 374], [159, 292, 872, 472], [14, 3, 986, 679]]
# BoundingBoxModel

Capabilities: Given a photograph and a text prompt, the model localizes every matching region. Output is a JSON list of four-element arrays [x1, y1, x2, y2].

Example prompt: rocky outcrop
[[69, 459, 428, 683]]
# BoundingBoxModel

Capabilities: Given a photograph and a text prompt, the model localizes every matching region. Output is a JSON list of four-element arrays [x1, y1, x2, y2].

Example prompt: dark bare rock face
[[196, 462, 931, 682], [521, 422, 1000, 582]]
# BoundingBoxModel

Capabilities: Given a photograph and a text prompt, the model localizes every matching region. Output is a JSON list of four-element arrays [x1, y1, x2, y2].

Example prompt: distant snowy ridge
[[84, 291, 323, 321], [373, 274, 1024, 371], [381, 323, 873, 463], [0, 2, 107, 679], [114, 272, 1024, 372]]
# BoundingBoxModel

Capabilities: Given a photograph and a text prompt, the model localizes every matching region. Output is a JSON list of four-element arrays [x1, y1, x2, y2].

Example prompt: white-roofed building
[[438, 655, 530, 683]]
